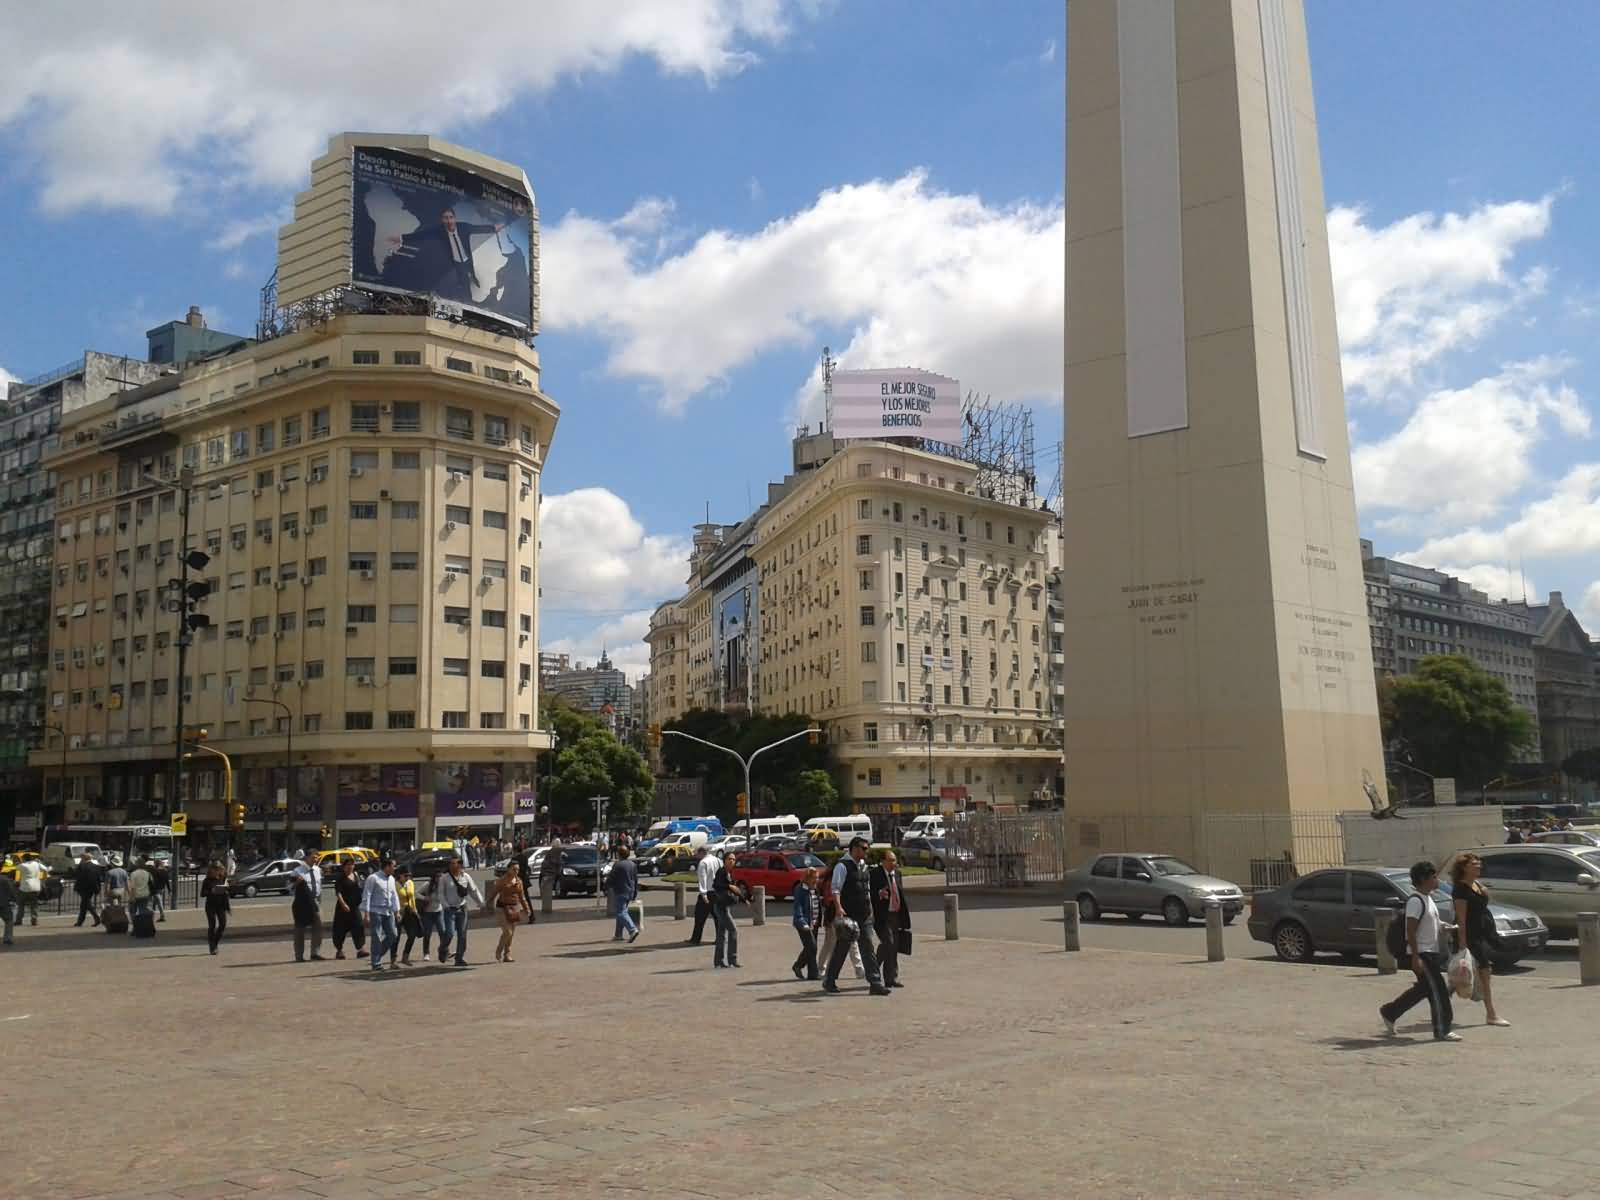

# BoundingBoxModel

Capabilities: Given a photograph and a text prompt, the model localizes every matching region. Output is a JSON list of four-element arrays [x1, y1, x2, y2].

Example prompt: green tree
[[1561, 746, 1600, 785], [784, 769, 841, 823], [539, 695, 654, 827], [1387, 654, 1537, 788]]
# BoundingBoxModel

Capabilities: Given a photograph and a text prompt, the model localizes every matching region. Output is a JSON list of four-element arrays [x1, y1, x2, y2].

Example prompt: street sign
[[169, 814, 188, 836], [276, 786, 288, 811], [1433, 778, 1456, 806]]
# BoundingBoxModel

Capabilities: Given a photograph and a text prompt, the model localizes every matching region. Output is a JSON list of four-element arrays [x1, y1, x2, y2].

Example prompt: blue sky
[[1, 2, 1596, 680]]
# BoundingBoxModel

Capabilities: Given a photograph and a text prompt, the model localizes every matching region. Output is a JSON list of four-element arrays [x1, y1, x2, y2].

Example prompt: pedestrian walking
[[791, 866, 822, 981], [201, 862, 231, 954], [492, 861, 530, 962], [128, 859, 154, 925], [148, 859, 169, 922], [395, 866, 424, 965], [73, 852, 104, 927], [360, 857, 401, 972], [687, 846, 718, 945], [289, 850, 326, 961], [822, 838, 889, 996], [1380, 861, 1459, 1042], [331, 860, 367, 960], [1450, 853, 1511, 1029], [15, 853, 46, 927], [225, 847, 237, 879], [817, 865, 866, 980], [105, 859, 129, 905], [607, 845, 641, 945], [429, 856, 483, 966], [711, 854, 742, 968], [870, 850, 911, 989]]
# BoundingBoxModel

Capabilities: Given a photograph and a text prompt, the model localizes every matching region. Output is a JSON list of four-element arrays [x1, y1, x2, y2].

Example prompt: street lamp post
[[245, 697, 292, 855], [923, 715, 935, 814], [663, 724, 820, 834]]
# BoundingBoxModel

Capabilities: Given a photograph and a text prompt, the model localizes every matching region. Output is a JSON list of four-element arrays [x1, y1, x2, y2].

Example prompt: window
[[482, 559, 507, 578], [445, 505, 471, 527], [446, 406, 473, 438], [444, 606, 470, 626], [349, 502, 378, 520], [348, 552, 376, 572], [446, 454, 472, 477], [346, 658, 375, 677], [482, 510, 506, 529], [350, 450, 379, 470], [392, 450, 420, 469], [519, 614, 532, 632], [230, 429, 250, 459], [441, 710, 469, 729], [394, 350, 421, 367], [864, 722, 878, 743], [306, 609, 326, 628], [391, 501, 419, 519], [861, 642, 877, 662], [443, 658, 469, 676], [1350, 874, 1401, 907], [281, 513, 298, 536], [256, 468, 274, 489], [1478, 855, 1537, 882], [390, 552, 417, 571], [352, 350, 380, 365], [856, 535, 872, 555], [482, 460, 509, 481], [480, 712, 506, 729], [304, 660, 325, 679], [444, 555, 471, 576], [311, 407, 330, 438], [867, 768, 882, 786], [389, 657, 418, 675], [307, 557, 328, 577], [277, 613, 297, 633], [225, 620, 243, 640], [859, 606, 875, 627], [250, 616, 270, 636], [860, 570, 873, 591], [481, 660, 505, 678], [388, 711, 416, 729], [302, 714, 321, 733], [1291, 872, 1348, 904], [858, 499, 872, 519], [228, 572, 245, 591], [347, 605, 377, 623], [390, 605, 418, 623], [282, 416, 302, 446], [309, 505, 328, 526], [481, 609, 506, 628], [344, 712, 374, 730], [445, 358, 472, 375]]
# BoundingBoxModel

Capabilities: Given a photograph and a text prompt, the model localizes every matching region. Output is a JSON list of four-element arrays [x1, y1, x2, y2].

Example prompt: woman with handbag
[[331, 859, 366, 960], [492, 860, 529, 963], [200, 861, 231, 955], [1450, 853, 1511, 1028], [395, 866, 424, 966]]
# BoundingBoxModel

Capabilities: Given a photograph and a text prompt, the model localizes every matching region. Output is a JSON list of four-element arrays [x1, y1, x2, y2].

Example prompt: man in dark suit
[[388, 206, 506, 302], [869, 850, 911, 989]]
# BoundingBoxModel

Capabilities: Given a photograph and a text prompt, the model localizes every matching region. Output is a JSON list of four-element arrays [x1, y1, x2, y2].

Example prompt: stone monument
[[1063, 0, 1385, 865]]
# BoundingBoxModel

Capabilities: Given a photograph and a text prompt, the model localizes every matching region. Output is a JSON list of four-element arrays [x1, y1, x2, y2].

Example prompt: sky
[[1, 2, 1597, 684]]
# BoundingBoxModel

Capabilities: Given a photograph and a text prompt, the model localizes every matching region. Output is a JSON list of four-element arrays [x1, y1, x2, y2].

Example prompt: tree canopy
[[1383, 654, 1538, 789], [1561, 746, 1600, 785], [537, 694, 654, 826], [660, 709, 837, 823]]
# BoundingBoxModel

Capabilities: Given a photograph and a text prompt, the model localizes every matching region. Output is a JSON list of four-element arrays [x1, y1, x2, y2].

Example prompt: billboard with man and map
[[350, 145, 534, 331]]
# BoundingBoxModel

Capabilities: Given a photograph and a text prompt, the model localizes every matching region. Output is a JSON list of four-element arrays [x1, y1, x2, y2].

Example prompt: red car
[[728, 850, 827, 899]]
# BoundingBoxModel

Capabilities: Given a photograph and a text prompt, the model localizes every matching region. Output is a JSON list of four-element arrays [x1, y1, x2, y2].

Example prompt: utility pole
[[664, 722, 822, 832]]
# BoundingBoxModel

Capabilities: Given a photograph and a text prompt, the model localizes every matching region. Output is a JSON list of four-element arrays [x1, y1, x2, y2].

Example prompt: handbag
[[896, 927, 913, 957]]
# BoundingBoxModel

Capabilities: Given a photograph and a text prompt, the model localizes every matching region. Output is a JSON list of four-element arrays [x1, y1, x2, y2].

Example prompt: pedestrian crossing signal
[[227, 802, 246, 831]]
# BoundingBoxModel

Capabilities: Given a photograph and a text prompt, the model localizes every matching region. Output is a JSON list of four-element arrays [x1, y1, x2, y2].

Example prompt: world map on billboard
[[829, 368, 962, 443], [350, 146, 534, 331]]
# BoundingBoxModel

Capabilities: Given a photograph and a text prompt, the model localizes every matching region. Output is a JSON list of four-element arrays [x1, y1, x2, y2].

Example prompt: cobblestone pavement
[[3, 898, 1596, 1199]]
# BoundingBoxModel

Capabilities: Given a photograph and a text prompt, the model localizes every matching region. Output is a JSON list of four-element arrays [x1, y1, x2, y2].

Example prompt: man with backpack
[[1380, 860, 1459, 1042]]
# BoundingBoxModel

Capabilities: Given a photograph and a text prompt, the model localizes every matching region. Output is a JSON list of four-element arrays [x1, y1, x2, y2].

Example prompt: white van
[[731, 815, 802, 843], [41, 842, 105, 872], [804, 814, 875, 845], [905, 814, 946, 841]]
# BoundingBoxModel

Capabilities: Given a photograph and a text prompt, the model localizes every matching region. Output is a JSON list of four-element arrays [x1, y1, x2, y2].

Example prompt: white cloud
[[1353, 358, 1590, 524], [1406, 463, 1600, 567], [1040, 39, 1058, 65], [1328, 196, 1555, 401], [0, 2, 818, 215], [208, 208, 291, 252], [541, 611, 655, 686], [1423, 564, 1536, 606], [1580, 582, 1600, 633], [221, 260, 248, 281], [0, 364, 17, 392], [539, 487, 690, 612], [542, 170, 1064, 416]]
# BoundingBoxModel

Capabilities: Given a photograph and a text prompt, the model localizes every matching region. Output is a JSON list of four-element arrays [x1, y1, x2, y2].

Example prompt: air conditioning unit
[[379, 404, 391, 414], [261, 531, 272, 543], [297, 679, 307, 688], [245, 634, 257, 643], [345, 625, 357, 635], [441, 573, 455, 587], [288, 528, 299, 539], [518, 633, 528, 645], [273, 631, 283, 640], [349, 467, 364, 478], [155, 555, 168, 565], [251, 488, 262, 498], [310, 469, 327, 483], [379, 489, 391, 500], [117, 523, 127, 532], [360, 570, 375, 581], [443, 521, 456, 534], [275, 581, 286, 591], [277, 482, 290, 493], [480, 575, 492, 586], [300, 576, 312, 586], [271, 682, 282, 692], [117, 656, 125, 666], [96, 567, 108, 577], [355, 674, 373, 686]]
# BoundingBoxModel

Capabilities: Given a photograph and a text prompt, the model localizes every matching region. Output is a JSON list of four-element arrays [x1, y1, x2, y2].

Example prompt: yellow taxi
[[1, 850, 46, 884], [315, 847, 378, 874], [420, 840, 455, 852]]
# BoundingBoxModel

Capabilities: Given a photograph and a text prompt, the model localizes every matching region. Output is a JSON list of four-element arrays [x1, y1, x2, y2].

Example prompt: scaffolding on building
[[954, 392, 1040, 509], [255, 274, 532, 346]]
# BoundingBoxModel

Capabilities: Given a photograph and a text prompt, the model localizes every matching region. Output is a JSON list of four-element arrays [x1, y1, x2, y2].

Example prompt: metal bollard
[[1579, 912, 1600, 986], [673, 882, 687, 921], [752, 886, 767, 926], [629, 898, 644, 931], [944, 893, 959, 941], [1204, 901, 1225, 962], [1374, 910, 1397, 975], [1062, 899, 1081, 952], [539, 874, 554, 916]]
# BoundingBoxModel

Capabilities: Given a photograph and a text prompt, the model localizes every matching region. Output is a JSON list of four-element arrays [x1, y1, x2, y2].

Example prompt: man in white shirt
[[687, 847, 720, 946], [1381, 860, 1459, 1042], [15, 855, 46, 926], [426, 856, 483, 966], [360, 858, 401, 972], [288, 850, 326, 962], [128, 860, 154, 924]]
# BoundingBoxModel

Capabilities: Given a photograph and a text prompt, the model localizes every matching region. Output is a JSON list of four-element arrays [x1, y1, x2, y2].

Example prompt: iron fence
[[945, 812, 1068, 887], [1065, 812, 1345, 888]]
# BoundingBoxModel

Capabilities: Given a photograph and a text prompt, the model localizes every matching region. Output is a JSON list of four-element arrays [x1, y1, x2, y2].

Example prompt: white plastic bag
[[1446, 950, 1477, 1000]]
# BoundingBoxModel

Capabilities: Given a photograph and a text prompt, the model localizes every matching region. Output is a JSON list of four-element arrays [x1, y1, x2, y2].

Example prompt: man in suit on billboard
[[388, 206, 505, 303]]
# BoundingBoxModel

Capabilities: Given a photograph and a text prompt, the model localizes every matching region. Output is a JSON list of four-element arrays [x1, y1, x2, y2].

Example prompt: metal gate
[[944, 811, 1066, 887]]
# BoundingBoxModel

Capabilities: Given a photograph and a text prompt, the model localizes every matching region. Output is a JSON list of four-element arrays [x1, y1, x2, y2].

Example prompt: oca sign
[[359, 800, 397, 815]]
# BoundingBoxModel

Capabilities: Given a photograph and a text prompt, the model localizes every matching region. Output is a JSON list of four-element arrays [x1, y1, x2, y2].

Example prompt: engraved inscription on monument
[[1123, 577, 1205, 637]]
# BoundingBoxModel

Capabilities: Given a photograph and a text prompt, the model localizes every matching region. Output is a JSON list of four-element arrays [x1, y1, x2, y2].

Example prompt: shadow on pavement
[[735, 977, 802, 987], [337, 965, 463, 981], [550, 941, 699, 960], [1321, 1035, 1434, 1052]]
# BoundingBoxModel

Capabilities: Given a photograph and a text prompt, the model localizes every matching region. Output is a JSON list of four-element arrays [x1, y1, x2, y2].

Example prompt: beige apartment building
[[38, 315, 558, 849]]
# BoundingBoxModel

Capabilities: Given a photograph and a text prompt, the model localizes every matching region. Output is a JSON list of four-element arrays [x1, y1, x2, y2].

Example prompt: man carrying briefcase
[[869, 850, 912, 989]]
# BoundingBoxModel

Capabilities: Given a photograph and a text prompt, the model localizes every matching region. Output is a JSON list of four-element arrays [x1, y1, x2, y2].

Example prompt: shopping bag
[[1445, 950, 1476, 1000]]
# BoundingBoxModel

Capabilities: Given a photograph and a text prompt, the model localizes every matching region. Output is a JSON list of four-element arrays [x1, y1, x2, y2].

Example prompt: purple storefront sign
[[336, 764, 421, 822], [433, 764, 504, 818]]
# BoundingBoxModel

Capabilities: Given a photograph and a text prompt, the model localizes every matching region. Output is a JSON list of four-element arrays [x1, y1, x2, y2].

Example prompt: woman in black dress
[[331, 860, 367, 960], [201, 861, 231, 954], [1450, 853, 1510, 1027]]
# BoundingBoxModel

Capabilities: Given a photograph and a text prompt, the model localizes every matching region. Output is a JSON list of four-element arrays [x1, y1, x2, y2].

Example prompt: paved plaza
[[4, 891, 1599, 1200]]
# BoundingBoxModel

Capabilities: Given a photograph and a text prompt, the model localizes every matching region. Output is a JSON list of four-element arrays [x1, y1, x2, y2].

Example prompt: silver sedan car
[[1065, 852, 1246, 926]]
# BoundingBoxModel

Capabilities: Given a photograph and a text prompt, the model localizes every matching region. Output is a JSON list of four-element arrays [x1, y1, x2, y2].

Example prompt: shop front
[[433, 764, 504, 844], [336, 765, 422, 855]]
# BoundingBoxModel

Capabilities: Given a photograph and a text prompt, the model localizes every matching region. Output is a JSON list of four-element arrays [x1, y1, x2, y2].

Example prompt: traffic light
[[807, 721, 820, 746], [228, 801, 246, 831], [319, 823, 331, 841], [736, 792, 749, 816], [648, 723, 662, 747]]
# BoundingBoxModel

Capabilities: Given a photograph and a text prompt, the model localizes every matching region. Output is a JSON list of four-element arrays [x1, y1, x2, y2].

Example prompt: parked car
[[1450, 844, 1600, 939], [754, 834, 810, 852], [1065, 853, 1246, 926], [728, 850, 828, 899], [896, 836, 974, 871], [227, 857, 304, 898], [554, 845, 600, 897], [394, 849, 458, 884], [706, 835, 747, 856], [1528, 830, 1600, 847], [1248, 865, 1549, 967]]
